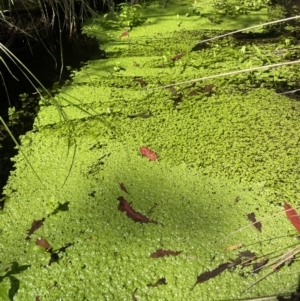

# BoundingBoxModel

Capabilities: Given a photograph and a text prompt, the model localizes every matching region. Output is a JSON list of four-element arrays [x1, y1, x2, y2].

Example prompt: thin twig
[[193, 16, 300, 46], [151, 60, 300, 90]]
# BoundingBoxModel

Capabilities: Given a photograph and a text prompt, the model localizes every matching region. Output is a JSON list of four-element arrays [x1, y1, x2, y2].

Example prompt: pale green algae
[[1, 0, 300, 300]]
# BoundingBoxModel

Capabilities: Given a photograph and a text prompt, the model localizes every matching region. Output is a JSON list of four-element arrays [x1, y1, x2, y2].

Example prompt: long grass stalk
[[194, 16, 300, 46], [154, 60, 300, 90], [0, 116, 44, 185]]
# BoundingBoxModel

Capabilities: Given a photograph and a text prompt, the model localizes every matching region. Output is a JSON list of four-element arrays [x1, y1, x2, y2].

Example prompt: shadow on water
[[0, 262, 31, 299]]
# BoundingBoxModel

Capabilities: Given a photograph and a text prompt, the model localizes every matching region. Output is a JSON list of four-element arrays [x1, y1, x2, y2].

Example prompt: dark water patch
[[0, 32, 105, 207]]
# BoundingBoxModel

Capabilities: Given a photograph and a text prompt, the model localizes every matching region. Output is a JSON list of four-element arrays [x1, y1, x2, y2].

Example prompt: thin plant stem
[[153, 60, 300, 90], [194, 16, 300, 46], [0, 116, 44, 186]]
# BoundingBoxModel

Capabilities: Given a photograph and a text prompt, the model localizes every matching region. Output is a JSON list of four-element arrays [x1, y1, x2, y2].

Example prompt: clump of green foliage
[[213, 0, 270, 15], [103, 3, 143, 29]]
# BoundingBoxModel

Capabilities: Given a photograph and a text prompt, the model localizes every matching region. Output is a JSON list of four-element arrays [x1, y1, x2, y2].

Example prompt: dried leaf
[[147, 277, 167, 287], [203, 84, 214, 93], [35, 238, 51, 250], [247, 212, 262, 232], [225, 243, 243, 251], [238, 250, 256, 266], [284, 202, 300, 233], [140, 146, 158, 161], [171, 53, 185, 61], [150, 249, 182, 258], [120, 183, 129, 194], [26, 218, 45, 240], [117, 196, 158, 224], [119, 30, 129, 39], [253, 258, 268, 273], [193, 262, 230, 288]]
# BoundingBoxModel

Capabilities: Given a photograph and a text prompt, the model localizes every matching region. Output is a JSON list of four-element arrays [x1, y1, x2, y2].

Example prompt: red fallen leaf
[[117, 196, 158, 224], [26, 218, 46, 240], [192, 262, 230, 289], [284, 202, 300, 233], [120, 183, 129, 194], [119, 30, 129, 39], [36, 238, 51, 250], [150, 249, 182, 258], [147, 277, 167, 287], [247, 212, 262, 232], [171, 53, 185, 61], [140, 146, 158, 161]]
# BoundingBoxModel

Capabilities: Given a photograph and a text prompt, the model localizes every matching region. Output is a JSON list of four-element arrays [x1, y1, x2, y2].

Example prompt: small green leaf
[[253, 44, 262, 56]]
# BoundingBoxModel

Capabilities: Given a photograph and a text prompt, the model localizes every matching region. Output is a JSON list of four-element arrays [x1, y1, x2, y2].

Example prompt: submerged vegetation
[[1, 0, 300, 300]]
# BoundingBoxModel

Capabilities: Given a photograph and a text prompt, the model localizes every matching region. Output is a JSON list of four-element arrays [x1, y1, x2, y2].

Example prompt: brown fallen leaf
[[120, 183, 129, 194], [117, 196, 158, 224], [238, 250, 257, 266], [119, 29, 129, 39], [253, 258, 268, 273], [36, 238, 51, 250], [26, 218, 46, 240], [150, 249, 182, 258], [247, 212, 262, 232], [171, 53, 185, 61], [203, 84, 214, 93]]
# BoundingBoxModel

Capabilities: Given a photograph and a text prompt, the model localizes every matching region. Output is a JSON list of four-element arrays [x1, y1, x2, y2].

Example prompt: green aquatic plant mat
[[84, 0, 270, 45], [2, 0, 300, 299], [1, 131, 299, 300]]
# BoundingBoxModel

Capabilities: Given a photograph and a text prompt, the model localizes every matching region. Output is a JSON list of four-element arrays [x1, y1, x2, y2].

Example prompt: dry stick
[[150, 15, 300, 90], [218, 205, 300, 243], [224, 295, 291, 301], [152, 60, 300, 90], [243, 245, 300, 292], [193, 15, 300, 46]]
